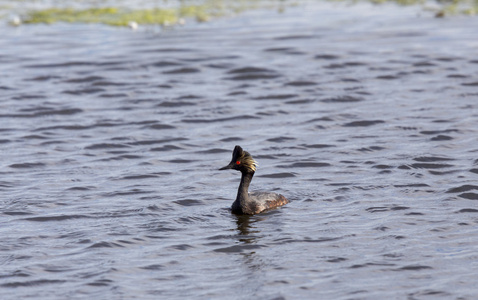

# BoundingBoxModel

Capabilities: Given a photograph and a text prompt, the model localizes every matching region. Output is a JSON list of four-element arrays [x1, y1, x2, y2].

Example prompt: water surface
[[1, 3, 478, 299]]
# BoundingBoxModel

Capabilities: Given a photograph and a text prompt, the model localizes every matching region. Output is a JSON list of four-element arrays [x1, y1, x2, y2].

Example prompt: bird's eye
[[236, 161, 241, 165]]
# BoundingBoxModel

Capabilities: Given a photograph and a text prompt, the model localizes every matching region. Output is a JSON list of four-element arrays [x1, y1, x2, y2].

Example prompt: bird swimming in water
[[219, 145, 289, 215]]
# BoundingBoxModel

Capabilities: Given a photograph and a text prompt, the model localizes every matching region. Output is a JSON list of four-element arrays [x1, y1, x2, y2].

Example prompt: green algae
[[433, 0, 478, 16], [20, 0, 270, 26], [24, 7, 188, 26], [16, 0, 478, 27]]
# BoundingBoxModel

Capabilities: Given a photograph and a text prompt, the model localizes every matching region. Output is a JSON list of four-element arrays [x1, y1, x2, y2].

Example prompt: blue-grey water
[[1, 2, 478, 299]]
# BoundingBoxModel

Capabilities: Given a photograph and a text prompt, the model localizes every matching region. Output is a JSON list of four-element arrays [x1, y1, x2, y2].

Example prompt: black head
[[219, 145, 257, 173]]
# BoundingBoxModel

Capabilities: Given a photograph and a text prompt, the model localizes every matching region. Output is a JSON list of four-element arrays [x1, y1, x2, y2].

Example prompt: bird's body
[[220, 146, 289, 215]]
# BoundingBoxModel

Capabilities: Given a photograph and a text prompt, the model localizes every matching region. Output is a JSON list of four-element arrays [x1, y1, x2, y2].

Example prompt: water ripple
[[1, 3, 478, 300]]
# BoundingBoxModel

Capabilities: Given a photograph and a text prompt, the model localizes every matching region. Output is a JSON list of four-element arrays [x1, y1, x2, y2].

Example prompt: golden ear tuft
[[241, 150, 257, 172]]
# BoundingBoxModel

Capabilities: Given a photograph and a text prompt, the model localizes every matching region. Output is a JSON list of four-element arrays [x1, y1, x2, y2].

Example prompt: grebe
[[219, 145, 289, 215]]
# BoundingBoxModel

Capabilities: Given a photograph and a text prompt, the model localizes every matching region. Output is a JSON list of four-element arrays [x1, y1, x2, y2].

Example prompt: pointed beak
[[219, 162, 234, 170]]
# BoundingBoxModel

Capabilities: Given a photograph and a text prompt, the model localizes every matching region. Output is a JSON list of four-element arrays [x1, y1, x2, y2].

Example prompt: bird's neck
[[235, 171, 254, 206]]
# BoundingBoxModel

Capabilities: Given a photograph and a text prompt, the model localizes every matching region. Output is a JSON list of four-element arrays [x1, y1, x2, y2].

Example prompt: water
[[1, 2, 478, 299]]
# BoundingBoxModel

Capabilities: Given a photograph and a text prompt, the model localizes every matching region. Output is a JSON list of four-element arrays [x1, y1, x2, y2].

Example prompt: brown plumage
[[219, 145, 289, 215]]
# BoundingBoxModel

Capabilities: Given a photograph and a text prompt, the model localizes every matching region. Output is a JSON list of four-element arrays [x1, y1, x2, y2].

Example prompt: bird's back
[[249, 191, 289, 213]]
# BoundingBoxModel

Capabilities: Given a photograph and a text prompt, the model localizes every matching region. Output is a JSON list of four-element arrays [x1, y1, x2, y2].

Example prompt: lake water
[[1, 2, 478, 299]]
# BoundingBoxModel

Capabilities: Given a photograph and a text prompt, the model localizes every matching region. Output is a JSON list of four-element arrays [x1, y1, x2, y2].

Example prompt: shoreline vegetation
[[3, 0, 477, 27]]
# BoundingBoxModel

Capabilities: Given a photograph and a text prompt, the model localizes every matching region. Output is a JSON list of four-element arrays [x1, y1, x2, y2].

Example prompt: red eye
[[236, 161, 241, 165]]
